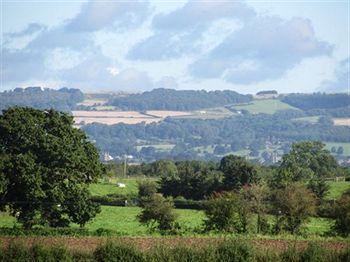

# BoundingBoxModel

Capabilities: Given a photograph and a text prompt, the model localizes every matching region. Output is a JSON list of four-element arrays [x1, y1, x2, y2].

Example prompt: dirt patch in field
[[333, 118, 350, 126], [145, 111, 192, 118], [0, 237, 348, 253]]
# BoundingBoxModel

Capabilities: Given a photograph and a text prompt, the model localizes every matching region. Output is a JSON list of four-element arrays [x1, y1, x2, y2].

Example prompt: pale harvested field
[[72, 110, 195, 126], [74, 117, 161, 125], [146, 110, 193, 117], [72, 111, 150, 118], [333, 118, 350, 126]]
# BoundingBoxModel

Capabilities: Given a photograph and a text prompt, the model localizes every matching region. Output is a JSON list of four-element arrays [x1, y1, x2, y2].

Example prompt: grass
[[324, 142, 350, 156], [292, 116, 321, 124], [0, 206, 335, 237], [89, 177, 157, 197], [326, 181, 350, 200], [232, 99, 297, 114]]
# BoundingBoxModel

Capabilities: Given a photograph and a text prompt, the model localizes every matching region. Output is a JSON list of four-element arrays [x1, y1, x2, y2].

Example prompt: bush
[[138, 193, 178, 232], [94, 241, 144, 262], [204, 191, 250, 233], [332, 189, 350, 237], [215, 239, 254, 262], [271, 183, 316, 234], [173, 197, 205, 210]]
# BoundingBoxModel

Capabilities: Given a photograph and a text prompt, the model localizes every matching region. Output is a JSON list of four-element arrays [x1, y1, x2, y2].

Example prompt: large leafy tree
[[273, 141, 337, 197], [0, 107, 104, 228], [219, 155, 258, 190]]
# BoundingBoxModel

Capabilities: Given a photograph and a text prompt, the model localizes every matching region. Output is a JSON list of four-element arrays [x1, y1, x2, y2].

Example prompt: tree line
[[107, 88, 253, 111], [135, 141, 350, 236], [0, 87, 84, 112]]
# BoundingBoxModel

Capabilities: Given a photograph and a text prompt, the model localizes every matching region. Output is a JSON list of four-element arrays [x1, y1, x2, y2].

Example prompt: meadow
[[1, 179, 348, 237], [231, 99, 297, 114]]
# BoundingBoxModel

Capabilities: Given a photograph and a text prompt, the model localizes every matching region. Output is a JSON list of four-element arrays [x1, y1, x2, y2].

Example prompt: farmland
[[230, 99, 297, 114], [333, 118, 350, 126]]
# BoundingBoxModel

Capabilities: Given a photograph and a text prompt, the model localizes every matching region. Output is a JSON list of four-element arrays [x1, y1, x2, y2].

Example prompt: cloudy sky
[[1, 0, 349, 94]]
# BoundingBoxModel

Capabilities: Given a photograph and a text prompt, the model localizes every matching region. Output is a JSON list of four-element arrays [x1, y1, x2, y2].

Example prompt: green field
[[89, 177, 156, 197], [232, 99, 297, 114], [292, 116, 321, 124], [0, 181, 348, 236], [327, 181, 350, 199], [324, 142, 350, 156], [0, 206, 333, 236]]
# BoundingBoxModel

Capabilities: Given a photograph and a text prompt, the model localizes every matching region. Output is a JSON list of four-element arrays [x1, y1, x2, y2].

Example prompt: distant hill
[[108, 88, 253, 111], [0, 87, 84, 112], [282, 93, 350, 110]]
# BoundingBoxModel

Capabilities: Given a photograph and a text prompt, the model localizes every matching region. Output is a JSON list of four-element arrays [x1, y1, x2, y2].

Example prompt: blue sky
[[1, 0, 349, 94]]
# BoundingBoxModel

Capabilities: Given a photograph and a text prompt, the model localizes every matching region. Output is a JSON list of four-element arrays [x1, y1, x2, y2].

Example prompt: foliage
[[0, 107, 104, 228], [204, 191, 250, 233], [138, 193, 178, 232], [282, 93, 350, 110], [84, 111, 350, 161], [220, 155, 258, 190], [0, 87, 83, 112], [272, 183, 316, 234], [94, 241, 144, 262], [242, 184, 270, 234], [108, 88, 252, 111], [159, 160, 223, 200], [331, 189, 350, 237]]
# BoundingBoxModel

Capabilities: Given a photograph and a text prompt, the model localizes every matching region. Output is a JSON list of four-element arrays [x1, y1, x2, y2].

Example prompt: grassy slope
[[232, 99, 297, 114], [326, 181, 350, 199]]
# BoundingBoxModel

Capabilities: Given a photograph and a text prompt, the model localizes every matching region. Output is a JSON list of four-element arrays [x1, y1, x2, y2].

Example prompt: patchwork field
[[72, 110, 160, 126], [232, 99, 298, 114], [333, 118, 350, 126]]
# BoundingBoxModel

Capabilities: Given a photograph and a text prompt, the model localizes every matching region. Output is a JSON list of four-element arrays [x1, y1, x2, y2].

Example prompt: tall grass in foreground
[[0, 240, 349, 261]]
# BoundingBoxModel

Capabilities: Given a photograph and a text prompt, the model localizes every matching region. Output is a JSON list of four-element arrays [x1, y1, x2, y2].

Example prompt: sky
[[1, 0, 349, 94]]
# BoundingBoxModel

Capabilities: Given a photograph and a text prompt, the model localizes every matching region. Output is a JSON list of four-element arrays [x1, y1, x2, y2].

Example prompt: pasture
[[0, 206, 334, 237], [292, 116, 321, 124], [232, 99, 297, 114]]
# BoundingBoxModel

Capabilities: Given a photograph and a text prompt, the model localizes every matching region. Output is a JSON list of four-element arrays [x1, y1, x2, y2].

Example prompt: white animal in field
[[117, 183, 126, 188]]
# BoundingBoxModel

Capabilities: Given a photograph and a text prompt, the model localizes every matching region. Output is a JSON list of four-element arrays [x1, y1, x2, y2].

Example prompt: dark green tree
[[137, 193, 177, 232], [0, 107, 104, 228], [337, 146, 344, 155], [275, 141, 337, 191], [204, 191, 250, 233], [272, 183, 316, 234], [332, 189, 350, 237], [219, 155, 258, 190]]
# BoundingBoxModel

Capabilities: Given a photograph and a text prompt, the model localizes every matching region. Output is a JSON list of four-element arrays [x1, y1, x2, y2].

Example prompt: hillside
[[108, 88, 253, 111]]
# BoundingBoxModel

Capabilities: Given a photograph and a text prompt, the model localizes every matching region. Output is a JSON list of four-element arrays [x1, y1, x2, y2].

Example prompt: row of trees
[[108, 88, 252, 111], [0, 87, 84, 112], [136, 141, 349, 236]]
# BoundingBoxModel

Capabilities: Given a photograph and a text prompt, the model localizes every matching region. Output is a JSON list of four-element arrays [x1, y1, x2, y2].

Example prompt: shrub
[[271, 183, 316, 234], [138, 180, 158, 199], [215, 239, 254, 262], [332, 189, 350, 237], [138, 193, 178, 232], [94, 241, 144, 262], [204, 191, 250, 233]]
